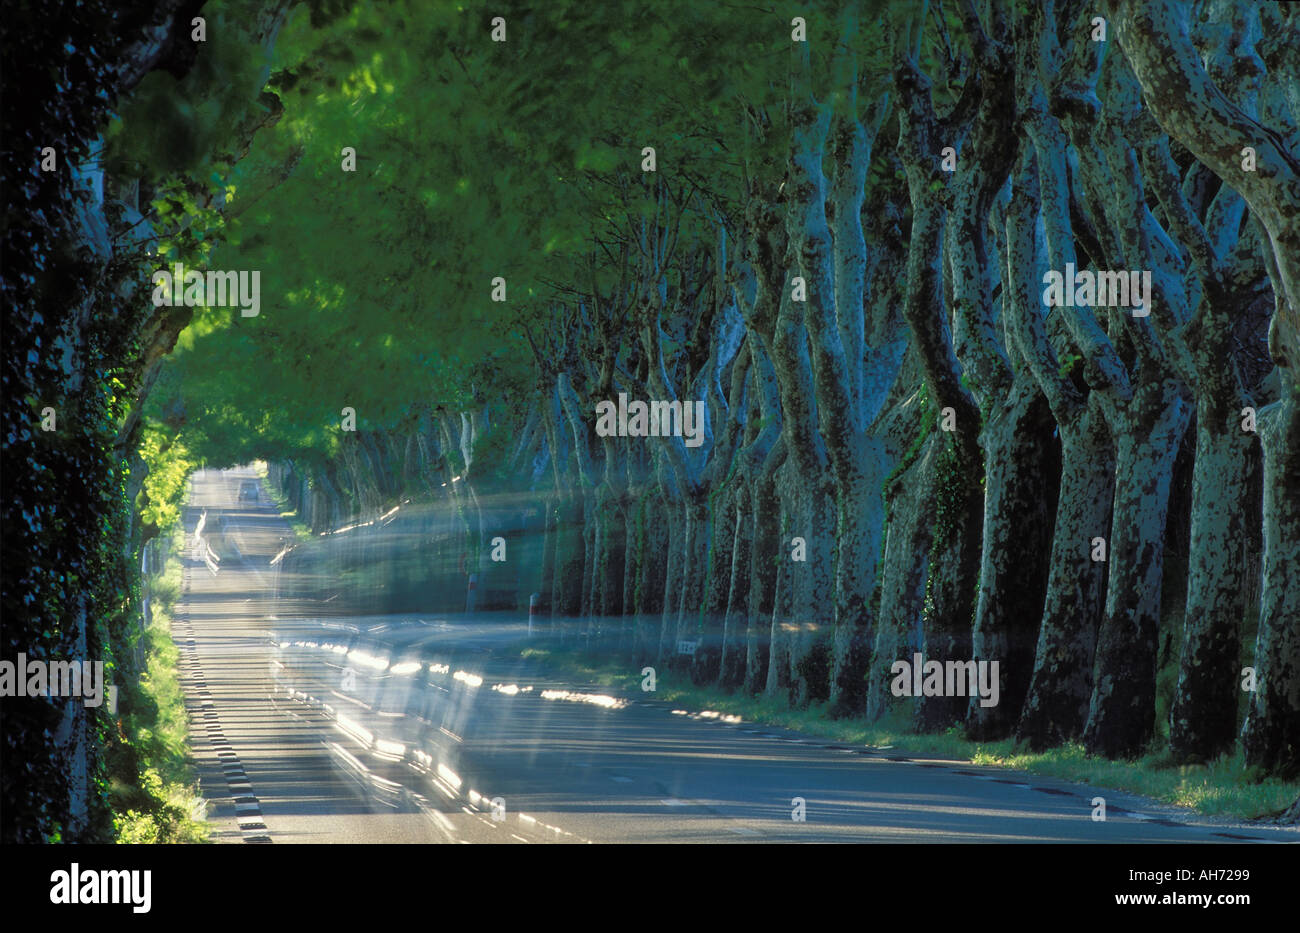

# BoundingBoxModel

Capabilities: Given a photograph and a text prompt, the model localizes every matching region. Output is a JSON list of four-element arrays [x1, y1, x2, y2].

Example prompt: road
[[176, 467, 1297, 844]]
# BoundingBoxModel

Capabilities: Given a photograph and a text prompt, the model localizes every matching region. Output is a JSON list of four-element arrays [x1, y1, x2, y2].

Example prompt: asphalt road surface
[[176, 468, 1297, 844]]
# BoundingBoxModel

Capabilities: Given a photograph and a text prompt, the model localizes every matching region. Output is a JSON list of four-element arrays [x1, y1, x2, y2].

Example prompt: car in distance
[[238, 480, 260, 503]]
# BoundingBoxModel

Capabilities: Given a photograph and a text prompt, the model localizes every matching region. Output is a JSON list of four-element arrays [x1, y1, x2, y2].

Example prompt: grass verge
[[255, 461, 312, 541], [108, 530, 209, 843], [514, 643, 1299, 823]]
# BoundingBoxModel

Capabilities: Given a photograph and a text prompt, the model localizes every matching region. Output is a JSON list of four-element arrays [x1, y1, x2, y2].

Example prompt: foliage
[[1, 0, 167, 842], [138, 427, 196, 534], [106, 532, 208, 844]]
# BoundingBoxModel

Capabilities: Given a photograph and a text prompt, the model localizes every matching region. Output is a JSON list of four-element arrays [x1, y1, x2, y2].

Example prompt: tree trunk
[[616, 482, 640, 658], [578, 489, 596, 636], [634, 487, 668, 667], [777, 459, 835, 705], [1241, 392, 1300, 777], [1169, 396, 1254, 761], [828, 438, 887, 716], [1084, 377, 1192, 759], [719, 486, 753, 688], [694, 485, 735, 684], [868, 436, 937, 722], [696, 488, 738, 686], [746, 457, 781, 695], [1017, 398, 1115, 748], [538, 492, 557, 616], [657, 491, 686, 664], [966, 379, 1057, 740], [915, 437, 983, 732], [674, 494, 711, 674], [552, 487, 585, 630]]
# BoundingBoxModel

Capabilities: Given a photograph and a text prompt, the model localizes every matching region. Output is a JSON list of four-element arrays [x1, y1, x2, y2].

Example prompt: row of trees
[[168, 0, 1297, 776], [7, 0, 1294, 844]]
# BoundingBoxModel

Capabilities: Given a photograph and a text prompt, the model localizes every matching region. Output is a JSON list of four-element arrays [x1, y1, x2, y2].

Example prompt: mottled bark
[[769, 458, 836, 705], [966, 380, 1057, 740], [762, 287, 834, 701], [1084, 378, 1192, 758], [915, 436, 984, 732], [1117, 4, 1284, 765], [1169, 404, 1253, 761], [1241, 394, 1300, 777], [995, 150, 1117, 748], [1017, 398, 1115, 748], [892, 63, 986, 730], [717, 354, 765, 686], [868, 433, 937, 722], [829, 455, 884, 715], [1110, 0, 1300, 353], [943, 21, 1051, 739], [782, 29, 900, 714]]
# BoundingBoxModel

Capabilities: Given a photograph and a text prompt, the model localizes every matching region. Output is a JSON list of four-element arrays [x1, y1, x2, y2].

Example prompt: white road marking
[[427, 808, 455, 832]]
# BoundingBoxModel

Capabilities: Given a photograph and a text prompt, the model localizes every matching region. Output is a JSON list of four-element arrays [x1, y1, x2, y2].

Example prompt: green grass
[[110, 530, 209, 843], [519, 645, 626, 686], [255, 462, 312, 541], [513, 644, 1299, 823], [967, 745, 1296, 819]]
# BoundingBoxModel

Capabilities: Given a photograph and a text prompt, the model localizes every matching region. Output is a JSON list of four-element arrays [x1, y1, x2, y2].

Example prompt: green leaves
[[147, 0, 909, 472]]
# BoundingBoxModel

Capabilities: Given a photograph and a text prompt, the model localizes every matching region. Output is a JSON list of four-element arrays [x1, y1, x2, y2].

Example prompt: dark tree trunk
[[1017, 399, 1115, 748], [915, 437, 983, 732], [1169, 396, 1254, 762], [867, 434, 937, 723], [1241, 394, 1300, 777], [1084, 377, 1192, 759], [966, 382, 1057, 740]]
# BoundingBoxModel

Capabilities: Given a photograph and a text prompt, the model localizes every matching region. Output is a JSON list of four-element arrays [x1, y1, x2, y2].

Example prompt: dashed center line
[[179, 557, 270, 844]]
